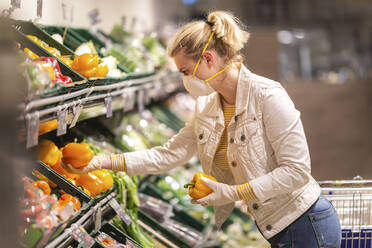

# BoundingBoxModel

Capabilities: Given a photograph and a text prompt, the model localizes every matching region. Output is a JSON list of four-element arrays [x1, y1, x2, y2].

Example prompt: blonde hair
[[167, 11, 250, 63]]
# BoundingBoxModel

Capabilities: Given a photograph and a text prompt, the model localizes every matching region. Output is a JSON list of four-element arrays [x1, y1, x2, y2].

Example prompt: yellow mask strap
[[192, 31, 215, 77], [204, 67, 227, 83]]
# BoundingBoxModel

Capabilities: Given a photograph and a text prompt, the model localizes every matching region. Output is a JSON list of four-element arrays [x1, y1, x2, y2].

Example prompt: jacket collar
[[204, 64, 253, 119]]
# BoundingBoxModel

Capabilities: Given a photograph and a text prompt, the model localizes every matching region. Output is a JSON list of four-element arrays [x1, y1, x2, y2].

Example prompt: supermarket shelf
[[45, 192, 117, 248], [23, 70, 179, 114], [21, 71, 183, 147]]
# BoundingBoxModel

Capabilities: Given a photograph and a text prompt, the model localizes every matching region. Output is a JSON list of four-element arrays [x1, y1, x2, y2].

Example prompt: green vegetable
[[121, 173, 140, 209], [109, 25, 132, 44], [107, 47, 138, 72]]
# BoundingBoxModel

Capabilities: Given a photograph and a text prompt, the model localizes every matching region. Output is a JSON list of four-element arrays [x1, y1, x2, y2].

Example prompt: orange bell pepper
[[62, 142, 94, 169], [58, 193, 81, 210], [32, 180, 51, 195], [184, 172, 217, 200], [37, 139, 60, 166], [33, 170, 57, 189]]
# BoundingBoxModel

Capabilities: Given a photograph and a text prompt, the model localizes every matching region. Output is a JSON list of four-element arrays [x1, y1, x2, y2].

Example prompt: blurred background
[[1, 0, 372, 247], [2, 0, 372, 180]]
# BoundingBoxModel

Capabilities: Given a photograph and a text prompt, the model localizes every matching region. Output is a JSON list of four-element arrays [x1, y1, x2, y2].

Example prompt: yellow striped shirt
[[214, 98, 235, 170], [213, 96, 257, 201]]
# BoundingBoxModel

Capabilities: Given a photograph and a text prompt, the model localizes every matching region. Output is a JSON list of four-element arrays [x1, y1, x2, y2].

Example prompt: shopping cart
[[319, 176, 372, 248]]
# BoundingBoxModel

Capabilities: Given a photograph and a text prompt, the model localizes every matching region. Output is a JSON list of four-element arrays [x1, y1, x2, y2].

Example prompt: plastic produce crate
[[12, 25, 88, 96], [90, 222, 143, 248], [43, 25, 140, 85], [70, 28, 106, 50], [138, 210, 197, 248], [35, 161, 115, 204], [22, 162, 94, 248], [139, 183, 206, 233], [68, 27, 156, 81]]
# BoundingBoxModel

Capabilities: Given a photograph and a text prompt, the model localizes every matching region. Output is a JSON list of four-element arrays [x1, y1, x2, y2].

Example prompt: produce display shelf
[[22, 162, 95, 248], [42, 25, 141, 85], [70, 28, 106, 50], [139, 183, 206, 233], [35, 161, 115, 204], [23, 71, 179, 113], [44, 192, 118, 248], [138, 210, 194, 248], [12, 24, 87, 85]]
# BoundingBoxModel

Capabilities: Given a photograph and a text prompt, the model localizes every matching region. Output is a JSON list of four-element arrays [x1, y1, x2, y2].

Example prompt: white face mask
[[183, 75, 215, 97]]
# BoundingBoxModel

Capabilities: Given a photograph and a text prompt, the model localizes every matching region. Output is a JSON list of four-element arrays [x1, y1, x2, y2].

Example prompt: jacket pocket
[[308, 196, 341, 248], [195, 120, 212, 144], [195, 120, 212, 158], [235, 116, 265, 170], [235, 116, 258, 146]]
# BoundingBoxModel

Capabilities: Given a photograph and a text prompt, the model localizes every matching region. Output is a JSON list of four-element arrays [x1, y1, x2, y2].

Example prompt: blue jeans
[[267, 195, 341, 248]]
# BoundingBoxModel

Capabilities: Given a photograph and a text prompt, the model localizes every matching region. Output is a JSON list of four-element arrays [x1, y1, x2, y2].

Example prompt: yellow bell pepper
[[38, 120, 58, 135], [76, 173, 105, 197], [184, 172, 217, 200], [91, 170, 114, 191], [37, 139, 60, 166], [24, 48, 39, 59]]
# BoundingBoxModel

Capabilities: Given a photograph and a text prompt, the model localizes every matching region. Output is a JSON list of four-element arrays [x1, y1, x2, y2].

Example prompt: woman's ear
[[203, 51, 214, 66]]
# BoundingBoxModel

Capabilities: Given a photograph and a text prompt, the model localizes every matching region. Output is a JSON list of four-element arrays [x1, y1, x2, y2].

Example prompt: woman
[[65, 11, 341, 248]]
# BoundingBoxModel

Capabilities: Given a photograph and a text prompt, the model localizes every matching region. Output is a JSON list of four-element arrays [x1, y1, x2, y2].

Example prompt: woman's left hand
[[191, 178, 240, 206]]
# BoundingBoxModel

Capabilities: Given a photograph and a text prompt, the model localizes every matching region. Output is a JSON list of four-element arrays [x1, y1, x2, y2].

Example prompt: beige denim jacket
[[125, 64, 321, 239]]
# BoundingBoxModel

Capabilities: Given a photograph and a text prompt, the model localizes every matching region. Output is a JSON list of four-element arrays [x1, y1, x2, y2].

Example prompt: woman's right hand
[[62, 155, 111, 174]]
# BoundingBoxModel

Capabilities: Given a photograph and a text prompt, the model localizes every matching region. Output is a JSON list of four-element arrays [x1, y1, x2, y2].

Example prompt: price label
[[137, 89, 145, 113], [71, 224, 94, 248], [36, 0, 43, 18], [145, 86, 151, 105], [70, 5, 74, 23], [26, 112, 39, 148], [104, 96, 113, 118], [61, 3, 67, 21], [88, 8, 101, 25], [57, 108, 67, 136], [94, 204, 102, 233], [109, 199, 131, 225], [125, 89, 136, 112], [121, 92, 127, 113], [121, 16, 127, 29], [69, 104, 83, 128], [11, 0, 21, 8]]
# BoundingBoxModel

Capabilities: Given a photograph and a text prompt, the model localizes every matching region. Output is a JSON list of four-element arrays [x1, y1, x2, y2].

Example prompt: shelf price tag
[[26, 112, 39, 148], [109, 199, 131, 225], [69, 104, 83, 128], [137, 89, 145, 113], [88, 8, 101, 26], [57, 107, 67, 136], [94, 203, 102, 233], [11, 0, 21, 8], [70, 224, 94, 248], [61, 2, 67, 21], [36, 0, 43, 18], [144, 86, 151, 105], [104, 96, 113, 118], [121, 92, 127, 113], [124, 88, 136, 112]]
